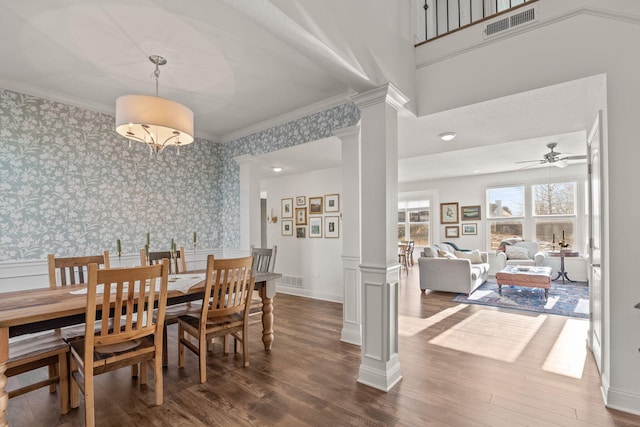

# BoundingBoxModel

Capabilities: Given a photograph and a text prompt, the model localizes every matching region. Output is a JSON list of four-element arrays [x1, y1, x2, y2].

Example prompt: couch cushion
[[437, 250, 456, 259], [506, 245, 530, 260], [439, 243, 456, 254], [454, 249, 484, 264]]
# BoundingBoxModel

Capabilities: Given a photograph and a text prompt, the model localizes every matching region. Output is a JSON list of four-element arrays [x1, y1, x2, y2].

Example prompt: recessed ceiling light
[[272, 167, 283, 172], [439, 132, 456, 141]]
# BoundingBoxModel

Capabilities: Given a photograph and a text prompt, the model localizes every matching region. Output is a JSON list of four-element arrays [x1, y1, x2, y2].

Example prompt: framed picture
[[296, 226, 306, 238], [281, 198, 293, 219], [309, 217, 322, 238], [324, 194, 340, 212], [296, 196, 306, 206], [281, 219, 293, 236], [462, 223, 477, 235], [295, 207, 307, 225], [325, 216, 340, 238], [445, 226, 459, 238], [309, 196, 323, 215], [440, 202, 459, 224], [461, 205, 481, 221]]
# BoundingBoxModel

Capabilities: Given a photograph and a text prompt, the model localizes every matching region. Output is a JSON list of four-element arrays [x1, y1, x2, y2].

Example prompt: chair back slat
[[140, 247, 186, 274], [199, 255, 254, 322], [48, 252, 110, 288], [250, 245, 277, 274]]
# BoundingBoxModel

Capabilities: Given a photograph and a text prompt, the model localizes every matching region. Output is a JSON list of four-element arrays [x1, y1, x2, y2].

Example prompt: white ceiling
[[0, 1, 594, 183]]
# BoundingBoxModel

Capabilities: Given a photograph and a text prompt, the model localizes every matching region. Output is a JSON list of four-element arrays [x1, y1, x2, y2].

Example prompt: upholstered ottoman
[[495, 265, 553, 300]]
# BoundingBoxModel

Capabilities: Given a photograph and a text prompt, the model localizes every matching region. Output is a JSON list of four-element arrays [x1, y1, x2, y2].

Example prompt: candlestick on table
[[192, 232, 197, 271], [116, 239, 122, 266]]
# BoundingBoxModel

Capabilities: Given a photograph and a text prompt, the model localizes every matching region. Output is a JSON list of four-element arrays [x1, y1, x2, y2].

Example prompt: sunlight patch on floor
[[399, 304, 467, 337], [542, 318, 588, 378], [429, 310, 547, 362]]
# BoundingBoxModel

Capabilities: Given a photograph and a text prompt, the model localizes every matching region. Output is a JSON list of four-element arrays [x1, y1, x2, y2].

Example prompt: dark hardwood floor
[[8, 266, 640, 426]]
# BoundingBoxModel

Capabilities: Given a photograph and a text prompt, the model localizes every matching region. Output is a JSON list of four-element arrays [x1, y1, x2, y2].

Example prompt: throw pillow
[[422, 246, 439, 258], [454, 249, 484, 264], [437, 250, 457, 259], [505, 245, 530, 260]]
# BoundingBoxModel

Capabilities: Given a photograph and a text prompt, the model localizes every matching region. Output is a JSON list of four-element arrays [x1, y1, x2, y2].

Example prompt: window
[[533, 182, 576, 251], [486, 181, 579, 252], [398, 201, 429, 246], [487, 186, 524, 250]]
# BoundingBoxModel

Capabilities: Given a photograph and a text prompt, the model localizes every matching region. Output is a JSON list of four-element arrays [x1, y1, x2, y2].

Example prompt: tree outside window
[[533, 182, 576, 251]]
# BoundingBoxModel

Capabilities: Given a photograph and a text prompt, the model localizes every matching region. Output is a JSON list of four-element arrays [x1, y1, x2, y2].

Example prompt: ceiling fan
[[516, 142, 587, 169]]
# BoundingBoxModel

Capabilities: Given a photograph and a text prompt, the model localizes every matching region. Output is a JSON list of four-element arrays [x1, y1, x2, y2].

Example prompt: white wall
[[414, 2, 640, 412], [262, 167, 343, 302]]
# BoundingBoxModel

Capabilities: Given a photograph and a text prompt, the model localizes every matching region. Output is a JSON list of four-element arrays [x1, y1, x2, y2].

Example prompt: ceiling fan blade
[[561, 155, 587, 160], [515, 159, 545, 164], [518, 161, 545, 170]]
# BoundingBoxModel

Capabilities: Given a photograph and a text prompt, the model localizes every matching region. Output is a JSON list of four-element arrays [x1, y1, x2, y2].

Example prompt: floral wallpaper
[[219, 103, 360, 248], [0, 89, 223, 260], [0, 88, 359, 261]]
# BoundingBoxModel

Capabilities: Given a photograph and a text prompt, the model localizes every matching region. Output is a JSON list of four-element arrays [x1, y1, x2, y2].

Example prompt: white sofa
[[418, 243, 489, 295], [496, 240, 545, 270]]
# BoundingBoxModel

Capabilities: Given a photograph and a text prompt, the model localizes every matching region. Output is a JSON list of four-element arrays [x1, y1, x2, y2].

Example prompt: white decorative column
[[333, 125, 362, 345], [350, 83, 408, 392], [234, 155, 263, 252]]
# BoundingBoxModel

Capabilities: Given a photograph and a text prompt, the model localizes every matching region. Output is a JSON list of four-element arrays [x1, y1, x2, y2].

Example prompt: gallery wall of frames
[[280, 194, 340, 239]]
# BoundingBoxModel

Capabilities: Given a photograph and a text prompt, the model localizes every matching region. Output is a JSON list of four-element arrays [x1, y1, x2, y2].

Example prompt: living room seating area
[[496, 239, 546, 271], [418, 243, 489, 295]]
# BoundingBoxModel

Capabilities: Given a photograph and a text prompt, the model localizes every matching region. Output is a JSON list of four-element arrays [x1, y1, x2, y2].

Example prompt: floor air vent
[[484, 6, 537, 38], [278, 275, 303, 288]]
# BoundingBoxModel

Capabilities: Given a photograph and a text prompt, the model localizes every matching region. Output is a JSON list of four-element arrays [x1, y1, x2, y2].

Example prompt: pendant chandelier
[[115, 55, 194, 155]]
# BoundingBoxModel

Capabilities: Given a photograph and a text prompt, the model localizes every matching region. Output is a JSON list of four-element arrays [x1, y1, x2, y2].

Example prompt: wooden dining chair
[[48, 251, 111, 288], [141, 246, 186, 275], [140, 246, 197, 366], [43, 251, 111, 394], [398, 242, 409, 273], [69, 260, 169, 427], [48, 251, 112, 342], [6, 331, 70, 415], [177, 255, 254, 383], [248, 245, 277, 322]]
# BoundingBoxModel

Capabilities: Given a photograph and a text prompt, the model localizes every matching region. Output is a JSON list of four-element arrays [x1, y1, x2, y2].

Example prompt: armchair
[[496, 241, 545, 270]]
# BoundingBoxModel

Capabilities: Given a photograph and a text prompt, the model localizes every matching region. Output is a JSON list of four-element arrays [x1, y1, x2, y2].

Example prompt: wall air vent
[[484, 5, 538, 39], [485, 17, 510, 36]]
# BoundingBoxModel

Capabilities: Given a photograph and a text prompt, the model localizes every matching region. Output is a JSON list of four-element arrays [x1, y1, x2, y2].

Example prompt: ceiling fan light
[[554, 159, 568, 168], [439, 132, 456, 141]]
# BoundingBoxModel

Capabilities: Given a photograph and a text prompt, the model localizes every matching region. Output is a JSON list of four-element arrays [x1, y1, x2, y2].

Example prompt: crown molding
[[220, 92, 352, 143], [0, 77, 114, 116]]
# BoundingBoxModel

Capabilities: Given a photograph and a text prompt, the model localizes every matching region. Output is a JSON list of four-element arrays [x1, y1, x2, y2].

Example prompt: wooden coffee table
[[495, 265, 553, 300]]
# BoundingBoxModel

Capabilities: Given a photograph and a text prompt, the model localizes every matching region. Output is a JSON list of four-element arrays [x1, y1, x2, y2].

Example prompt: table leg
[[259, 286, 274, 351], [1, 327, 9, 427], [552, 256, 576, 283]]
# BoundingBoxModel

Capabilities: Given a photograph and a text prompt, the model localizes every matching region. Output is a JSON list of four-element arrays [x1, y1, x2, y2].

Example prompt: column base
[[357, 354, 402, 391]]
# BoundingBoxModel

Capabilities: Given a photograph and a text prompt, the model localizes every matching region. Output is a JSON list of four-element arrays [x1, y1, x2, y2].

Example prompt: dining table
[[0, 270, 281, 427]]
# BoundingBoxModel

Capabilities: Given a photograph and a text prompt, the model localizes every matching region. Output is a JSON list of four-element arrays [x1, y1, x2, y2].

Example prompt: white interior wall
[[415, 3, 640, 412], [263, 167, 343, 302]]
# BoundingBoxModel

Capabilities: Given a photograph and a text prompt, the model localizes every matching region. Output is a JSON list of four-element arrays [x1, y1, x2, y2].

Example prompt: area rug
[[452, 279, 589, 318]]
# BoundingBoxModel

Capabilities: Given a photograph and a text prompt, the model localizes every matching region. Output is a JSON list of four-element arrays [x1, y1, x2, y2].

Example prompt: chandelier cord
[[153, 62, 160, 97]]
